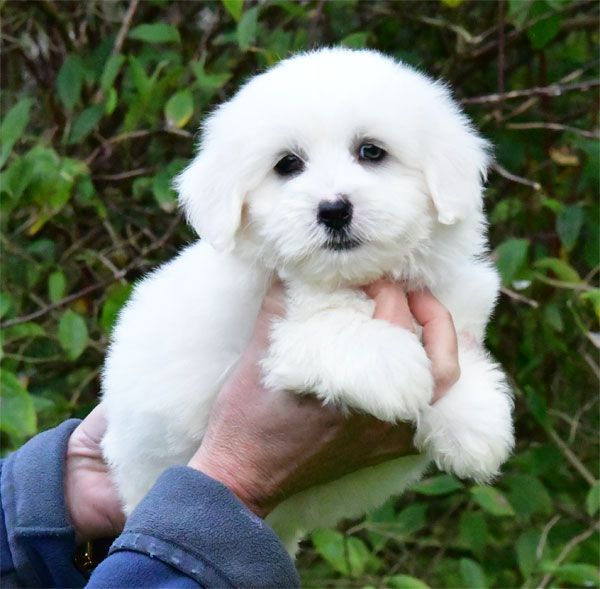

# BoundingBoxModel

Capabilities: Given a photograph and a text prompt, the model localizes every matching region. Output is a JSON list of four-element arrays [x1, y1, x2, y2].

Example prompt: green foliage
[[1, 1, 598, 587]]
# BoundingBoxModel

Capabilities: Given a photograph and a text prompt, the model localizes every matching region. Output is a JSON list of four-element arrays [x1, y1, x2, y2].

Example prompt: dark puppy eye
[[275, 154, 304, 177], [358, 143, 386, 162]]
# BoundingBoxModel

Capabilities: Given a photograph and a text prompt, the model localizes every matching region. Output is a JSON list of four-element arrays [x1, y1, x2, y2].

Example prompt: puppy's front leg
[[415, 342, 514, 481], [262, 293, 434, 423]]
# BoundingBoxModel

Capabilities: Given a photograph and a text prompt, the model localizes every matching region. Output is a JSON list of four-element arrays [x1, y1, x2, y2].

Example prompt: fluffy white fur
[[101, 48, 514, 552]]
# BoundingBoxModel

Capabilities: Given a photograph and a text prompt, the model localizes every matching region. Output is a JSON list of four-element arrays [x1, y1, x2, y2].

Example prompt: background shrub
[[1, 1, 598, 587]]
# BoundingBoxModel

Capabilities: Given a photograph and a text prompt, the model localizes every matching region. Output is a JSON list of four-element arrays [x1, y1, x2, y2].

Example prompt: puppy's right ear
[[174, 105, 249, 251], [175, 147, 244, 252]]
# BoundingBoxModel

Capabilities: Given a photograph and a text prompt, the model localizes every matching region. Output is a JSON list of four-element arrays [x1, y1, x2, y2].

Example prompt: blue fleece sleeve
[[1, 422, 299, 589], [88, 466, 300, 588], [0, 419, 86, 588]]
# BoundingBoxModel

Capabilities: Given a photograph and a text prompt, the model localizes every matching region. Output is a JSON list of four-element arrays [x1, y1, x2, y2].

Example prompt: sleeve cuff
[[111, 466, 300, 588], [1, 418, 85, 588]]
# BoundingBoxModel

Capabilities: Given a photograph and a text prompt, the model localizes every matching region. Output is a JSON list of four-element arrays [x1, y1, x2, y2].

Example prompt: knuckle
[[434, 360, 461, 388]]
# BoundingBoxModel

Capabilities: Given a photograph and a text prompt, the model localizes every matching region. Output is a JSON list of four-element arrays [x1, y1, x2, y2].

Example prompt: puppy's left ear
[[175, 148, 245, 252], [424, 107, 491, 225]]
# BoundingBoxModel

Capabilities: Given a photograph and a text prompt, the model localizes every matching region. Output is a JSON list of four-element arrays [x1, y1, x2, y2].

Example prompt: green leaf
[[340, 32, 370, 48], [580, 289, 600, 321], [1, 156, 35, 200], [394, 503, 427, 535], [516, 530, 542, 579], [524, 386, 550, 428], [534, 257, 580, 283], [152, 170, 177, 211], [311, 529, 372, 577], [101, 283, 133, 334], [505, 474, 552, 517], [3, 322, 46, 340], [387, 575, 431, 589], [164, 90, 194, 128], [222, 0, 244, 21], [105, 87, 118, 115], [527, 3, 562, 50], [0, 98, 33, 168], [557, 205, 584, 251], [470, 486, 515, 517], [459, 558, 487, 589], [412, 475, 462, 496], [507, 0, 531, 27], [129, 23, 181, 44], [0, 371, 37, 442], [366, 499, 395, 551], [128, 57, 152, 96], [0, 292, 13, 319], [459, 511, 488, 558], [100, 54, 126, 92], [69, 104, 104, 144], [586, 481, 600, 517], [237, 7, 258, 51], [550, 563, 600, 586], [192, 62, 232, 92], [56, 55, 85, 111], [543, 303, 564, 332], [58, 309, 88, 360], [48, 271, 67, 303], [494, 238, 529, 286]]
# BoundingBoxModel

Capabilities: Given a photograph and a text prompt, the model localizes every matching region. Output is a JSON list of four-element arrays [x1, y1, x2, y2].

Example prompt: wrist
[[188, 448, 272, 519]]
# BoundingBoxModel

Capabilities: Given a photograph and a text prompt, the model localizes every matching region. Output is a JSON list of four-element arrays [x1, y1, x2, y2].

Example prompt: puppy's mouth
[[323, 233, 363, 251]]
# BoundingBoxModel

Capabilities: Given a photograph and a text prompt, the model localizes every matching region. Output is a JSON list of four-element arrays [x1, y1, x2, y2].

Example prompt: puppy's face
[[177, 49, 490, 286]]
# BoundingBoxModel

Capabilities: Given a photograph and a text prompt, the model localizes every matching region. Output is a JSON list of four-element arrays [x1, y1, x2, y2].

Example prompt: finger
[[363, 279, 414, 331], [408, 289, 460, 403], [261, 278, 286, 318]]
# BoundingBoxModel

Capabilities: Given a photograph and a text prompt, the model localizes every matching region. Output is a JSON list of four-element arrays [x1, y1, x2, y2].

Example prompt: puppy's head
[[176, 48, 490, 286]]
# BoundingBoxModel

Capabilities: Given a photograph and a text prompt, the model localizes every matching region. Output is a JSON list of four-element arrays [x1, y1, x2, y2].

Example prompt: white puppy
[[101, 48, 514, 552]]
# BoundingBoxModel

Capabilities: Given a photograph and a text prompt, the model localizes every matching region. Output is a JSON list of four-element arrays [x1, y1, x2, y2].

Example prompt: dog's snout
[[317, 198, 353, 231]]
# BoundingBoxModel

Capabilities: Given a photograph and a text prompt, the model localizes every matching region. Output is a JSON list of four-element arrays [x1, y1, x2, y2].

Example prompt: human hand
[[364, 280, 460, 403], [189, 280, 459, 518], [64, 405, 125, 542]]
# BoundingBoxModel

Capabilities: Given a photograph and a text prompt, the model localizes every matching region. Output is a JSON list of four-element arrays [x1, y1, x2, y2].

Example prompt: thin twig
[[0, 214, 182, 329], [546, 427, 596, 486], [537, 523, 600, 589], [497, 0, 505, 97], [492, 162, 542, 190], [568, 395, 599, 442], [500, 286, 539, 308], [536, 514, 561, 560], [583, 352, 600, 381], [507, 122, 599, 139], [534, 273, 593, 292], [70, 368, 100, 407], [112, 0, 139, 56], [37, 0, 76, 51], [93, 166, 157, 181], [461, 80, 600, 105], [91, 0, 139, 103], [106, 129, 154, 145]]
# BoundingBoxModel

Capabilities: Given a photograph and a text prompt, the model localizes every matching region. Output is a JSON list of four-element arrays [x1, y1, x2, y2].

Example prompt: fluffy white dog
[[101, 48, 514, 552]]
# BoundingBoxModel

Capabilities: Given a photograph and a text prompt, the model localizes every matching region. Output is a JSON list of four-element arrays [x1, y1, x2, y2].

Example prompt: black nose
[[317, 198, 353, 231]]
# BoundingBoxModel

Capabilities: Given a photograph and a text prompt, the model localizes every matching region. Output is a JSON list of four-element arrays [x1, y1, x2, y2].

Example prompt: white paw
[[415, 348, 514, 481], [263, 317, 434, 423]]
